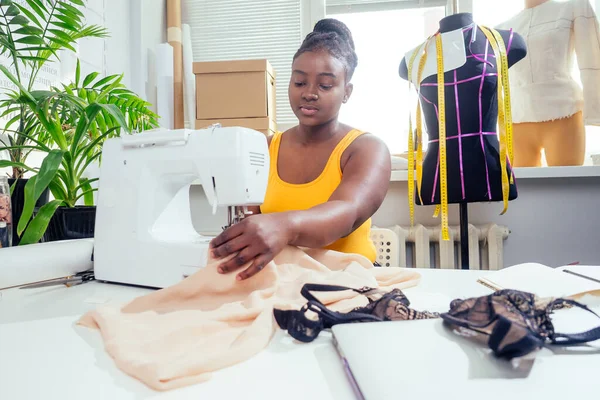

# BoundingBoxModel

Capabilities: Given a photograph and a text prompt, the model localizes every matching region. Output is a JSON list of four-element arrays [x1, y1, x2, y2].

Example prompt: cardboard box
[[193, 59, 276, 121], [195, 117, 277, 137]]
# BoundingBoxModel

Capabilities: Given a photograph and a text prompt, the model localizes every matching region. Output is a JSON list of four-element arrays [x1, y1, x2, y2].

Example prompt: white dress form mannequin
[[498, 0, 600, 167], [517, 0, 582, 167]]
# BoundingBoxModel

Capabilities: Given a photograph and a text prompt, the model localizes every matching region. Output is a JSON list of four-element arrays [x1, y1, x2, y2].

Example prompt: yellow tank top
[[260, 129, 377, 263]]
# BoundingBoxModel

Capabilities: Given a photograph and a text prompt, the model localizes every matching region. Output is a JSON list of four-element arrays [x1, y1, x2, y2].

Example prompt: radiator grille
[[371, 224, 510, 270]]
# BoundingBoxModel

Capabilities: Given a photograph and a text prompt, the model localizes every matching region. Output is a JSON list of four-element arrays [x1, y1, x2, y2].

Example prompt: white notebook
[[477, 263, 600, 299]]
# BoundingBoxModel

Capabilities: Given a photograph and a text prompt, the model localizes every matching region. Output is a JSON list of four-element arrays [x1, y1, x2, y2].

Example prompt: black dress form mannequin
[[399, 13, 527, 267]]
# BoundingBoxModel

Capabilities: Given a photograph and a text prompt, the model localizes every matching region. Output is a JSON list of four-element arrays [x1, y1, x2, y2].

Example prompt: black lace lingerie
[[273, 284, 600, 359]]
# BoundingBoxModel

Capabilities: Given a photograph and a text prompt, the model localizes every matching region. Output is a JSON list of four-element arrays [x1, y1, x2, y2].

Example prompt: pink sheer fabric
[[77, 245, 421, 391]]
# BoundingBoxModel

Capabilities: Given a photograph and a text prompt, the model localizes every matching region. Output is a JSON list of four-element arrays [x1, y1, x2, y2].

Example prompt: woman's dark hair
[[293, 18, 358, 81]]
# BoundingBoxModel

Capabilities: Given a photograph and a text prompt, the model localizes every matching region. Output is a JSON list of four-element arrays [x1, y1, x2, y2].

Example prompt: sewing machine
[[93, 125, 270, 288]]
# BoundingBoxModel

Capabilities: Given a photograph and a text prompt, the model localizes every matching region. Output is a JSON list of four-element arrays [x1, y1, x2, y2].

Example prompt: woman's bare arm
[[209, 133, 391, 280], [284, 133, 391, 248]]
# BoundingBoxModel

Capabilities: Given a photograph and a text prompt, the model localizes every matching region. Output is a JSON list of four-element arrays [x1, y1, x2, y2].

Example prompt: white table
[[0, 268, 598, 399]]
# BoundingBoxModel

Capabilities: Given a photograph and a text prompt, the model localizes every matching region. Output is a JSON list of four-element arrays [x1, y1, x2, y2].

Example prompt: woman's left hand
[[209, 213, 294, 280]]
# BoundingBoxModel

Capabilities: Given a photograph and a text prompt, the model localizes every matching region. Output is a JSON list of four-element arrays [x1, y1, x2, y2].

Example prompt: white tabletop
[[0, 268, 598, 399]]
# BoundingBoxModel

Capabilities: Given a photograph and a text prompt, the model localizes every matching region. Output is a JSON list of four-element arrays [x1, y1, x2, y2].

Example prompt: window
[[329, 0, 600, 160], [327, 4, 447, 154], [182, 0, 303, 126]]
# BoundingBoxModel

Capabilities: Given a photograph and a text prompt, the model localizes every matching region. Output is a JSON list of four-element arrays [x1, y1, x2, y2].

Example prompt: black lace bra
[[274, 284, 600, 359]]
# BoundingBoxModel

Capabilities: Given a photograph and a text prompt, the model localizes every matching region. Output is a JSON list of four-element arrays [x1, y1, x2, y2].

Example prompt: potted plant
[[0, 59, 159, 245], [0, 0, 108, 245]]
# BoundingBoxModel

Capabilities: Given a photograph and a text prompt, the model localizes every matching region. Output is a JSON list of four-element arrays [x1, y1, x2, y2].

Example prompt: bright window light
[[328, 6, 446, 155], [331, 1, 600, 161]]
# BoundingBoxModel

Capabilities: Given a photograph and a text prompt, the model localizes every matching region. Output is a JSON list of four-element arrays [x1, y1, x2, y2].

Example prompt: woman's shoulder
[[341, 129, 390, 170], [267, 128, 286, 146], [348, 130, 389, 153]]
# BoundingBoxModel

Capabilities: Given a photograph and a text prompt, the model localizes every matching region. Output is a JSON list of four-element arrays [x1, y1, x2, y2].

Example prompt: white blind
[[327, 0, 448, 13], [182, 0, 302, 125]]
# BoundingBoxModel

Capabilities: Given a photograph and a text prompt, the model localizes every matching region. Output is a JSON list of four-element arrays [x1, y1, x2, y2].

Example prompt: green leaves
[[0, 0, 108, 86], [75, 58, 80, 86], [82, 71, 99, 87], [18, 199, 63, 245], [15, 4, 42, 29], [13, 25, 44, 35], [0, 65, 35, 102], [0, 160, 35, 173], [61, 67, 159, 136], [17, 149, 63, 236], [5, 4, 18, 17], [8, 15, 28, 25], [0, 1, 159, 244], [14, 36, 45, 45], [76, 177, 96, 205]]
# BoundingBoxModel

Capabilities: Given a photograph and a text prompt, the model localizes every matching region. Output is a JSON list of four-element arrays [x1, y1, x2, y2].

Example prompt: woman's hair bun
[[312, 18, 355, 51], [293, 18, 358, 81]]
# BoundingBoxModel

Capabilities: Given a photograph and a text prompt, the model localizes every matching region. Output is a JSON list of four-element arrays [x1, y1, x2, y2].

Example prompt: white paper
[[156, 43, 174, 130], [0, 239, 94, 289], [479, 262, 600, 298], [182, 24, 196, 129]]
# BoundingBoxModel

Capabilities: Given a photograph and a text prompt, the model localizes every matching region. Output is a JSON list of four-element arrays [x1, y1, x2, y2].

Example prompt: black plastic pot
[[43, 205, 96, 242], [8, 178, 50, 246]]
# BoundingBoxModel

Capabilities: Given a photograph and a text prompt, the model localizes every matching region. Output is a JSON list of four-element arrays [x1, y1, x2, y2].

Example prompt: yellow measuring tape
[[406, 26, 515, 239], [407, 40, 430, 225], [480, 26, 514, 215], [435, 34, 450, 240], [406, 45, 420, 226]]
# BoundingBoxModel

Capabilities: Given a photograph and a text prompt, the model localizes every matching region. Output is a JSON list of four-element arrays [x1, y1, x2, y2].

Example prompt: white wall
[[127, 0, 167, 113], [104, 0, 132, 89], [65, 0, 132, 85], [58, 0, 166, 113], [87, 0, 166, 103]]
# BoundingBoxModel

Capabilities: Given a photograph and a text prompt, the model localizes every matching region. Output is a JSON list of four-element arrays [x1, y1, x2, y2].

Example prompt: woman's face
[[288, 50, 353, 127]]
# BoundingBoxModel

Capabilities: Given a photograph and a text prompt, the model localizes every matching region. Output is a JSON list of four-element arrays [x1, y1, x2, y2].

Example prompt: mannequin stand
[[459, 202, 469, 270]]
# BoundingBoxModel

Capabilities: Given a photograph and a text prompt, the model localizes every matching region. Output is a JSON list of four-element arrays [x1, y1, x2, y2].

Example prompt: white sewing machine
[[93, 125, 270, 288]]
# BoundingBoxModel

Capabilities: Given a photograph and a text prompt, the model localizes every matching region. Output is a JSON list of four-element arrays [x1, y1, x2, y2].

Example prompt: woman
[[210, 18, 392, 280]]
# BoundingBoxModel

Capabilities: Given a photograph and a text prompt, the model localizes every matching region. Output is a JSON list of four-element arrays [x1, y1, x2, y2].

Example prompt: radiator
[[371, 223, 510, 270]]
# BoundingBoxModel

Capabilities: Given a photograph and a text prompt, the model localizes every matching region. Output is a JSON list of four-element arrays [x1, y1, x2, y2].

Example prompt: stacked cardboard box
[[193, 59, 277, 136]]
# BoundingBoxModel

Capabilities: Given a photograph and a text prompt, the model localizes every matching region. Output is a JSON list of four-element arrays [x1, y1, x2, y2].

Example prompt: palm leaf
[[82, 71, 99, 87], [25, 0, 48, 20], [14, 3, 43, 28]]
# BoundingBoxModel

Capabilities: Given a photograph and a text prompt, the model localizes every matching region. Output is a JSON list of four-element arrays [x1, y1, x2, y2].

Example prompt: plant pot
[[43, 205, 96, 242], [8, 178, 50, 246]]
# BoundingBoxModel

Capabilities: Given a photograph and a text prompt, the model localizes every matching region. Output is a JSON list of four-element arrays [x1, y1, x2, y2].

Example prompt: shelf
[[390, 166, 600, 182]]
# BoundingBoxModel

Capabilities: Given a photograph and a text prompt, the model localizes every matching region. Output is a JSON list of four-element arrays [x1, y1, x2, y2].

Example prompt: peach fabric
[[77, 245, 421, 391]]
